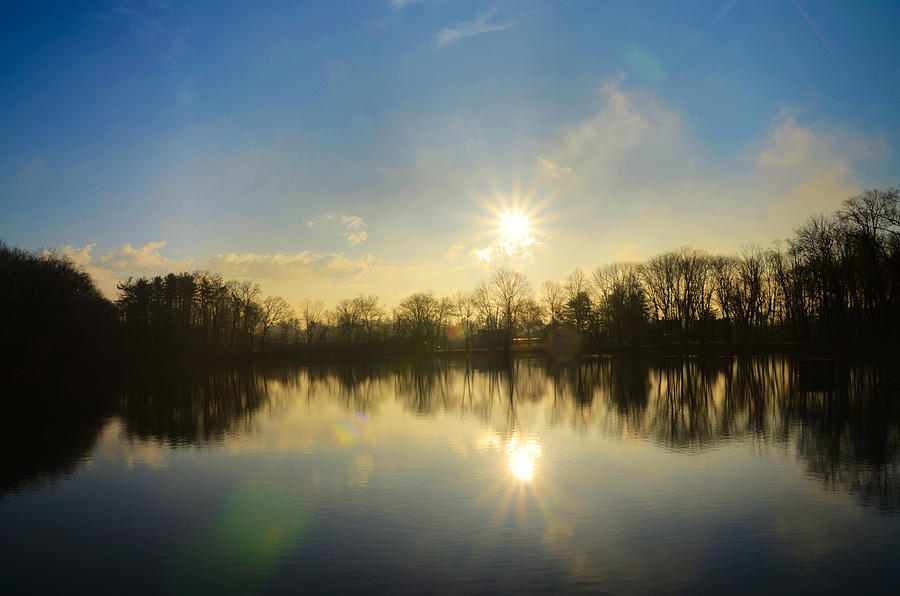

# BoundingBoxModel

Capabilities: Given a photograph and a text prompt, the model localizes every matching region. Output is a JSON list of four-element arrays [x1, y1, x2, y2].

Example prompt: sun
[[500, 211, 530, 243], [473, 198, 544, 262]]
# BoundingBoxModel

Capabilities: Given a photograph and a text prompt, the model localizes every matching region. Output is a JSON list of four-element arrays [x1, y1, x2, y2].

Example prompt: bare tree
[[229, 280, 261, 351], [492, 268, 533, 352], [300, 299, 326, 346], [541, 280, 565, 326], [396, 291, 444, 349], [520, 298, 545, 339], [335, 298, 361, 344], [472, 281, 499, 349], [642, 251, 678, 328], [260, 295, 293, 348], [360, 295, 384, 342], [564, 268, 589, 301], [673, 246, 713, 342], [453, 290, 478, 350]]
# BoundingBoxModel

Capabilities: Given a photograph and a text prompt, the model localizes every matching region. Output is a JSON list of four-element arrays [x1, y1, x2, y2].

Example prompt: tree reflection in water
[[2, 357, 898, 512]]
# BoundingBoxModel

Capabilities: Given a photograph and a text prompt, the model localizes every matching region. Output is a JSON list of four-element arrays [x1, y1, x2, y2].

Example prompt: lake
[[2, 356, 899, 594]]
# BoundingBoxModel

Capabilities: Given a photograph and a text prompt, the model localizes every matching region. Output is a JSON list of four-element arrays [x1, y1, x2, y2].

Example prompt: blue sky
[[1, 0, 898, 304]]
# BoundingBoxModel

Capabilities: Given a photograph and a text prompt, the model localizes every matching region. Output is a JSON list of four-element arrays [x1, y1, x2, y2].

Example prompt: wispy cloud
[[444, 243, 465, 260], [435, 9, 512, 50], [53, 240, 400, 302], [88, 1, 188, 67], [390, 0, 424, 8], [202, 251, 395, 281], [342, 215, 365, 230], [535, 76, 888, 254]]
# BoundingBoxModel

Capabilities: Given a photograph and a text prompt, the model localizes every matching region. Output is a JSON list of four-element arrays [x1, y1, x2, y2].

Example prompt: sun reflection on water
[[506, 437, 543, 482]]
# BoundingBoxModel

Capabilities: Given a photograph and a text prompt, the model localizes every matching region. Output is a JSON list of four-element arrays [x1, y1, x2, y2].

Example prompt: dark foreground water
[[2, 357, 900, 595]]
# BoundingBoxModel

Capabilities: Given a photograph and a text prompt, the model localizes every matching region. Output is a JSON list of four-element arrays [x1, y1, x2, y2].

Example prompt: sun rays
[[470, 430, 573, 550], [506, 436, 542, 481], [470, 187, 550, 263]]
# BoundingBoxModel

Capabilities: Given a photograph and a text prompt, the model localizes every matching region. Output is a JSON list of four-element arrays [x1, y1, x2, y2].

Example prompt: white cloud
[[754, 115, 871, 221], [341, 215, 368, 244], [341, 215, 366, 230], [53, 244, 95, 268], [345, 231, 368, 245], [46, 242, 164, 298], [534, 76, 888, 256], [100, 240, 175, 270], [53, 238, 402, 303], [472, 235, 536, 264], [435, 9, 512, 50], [59, 240, 192, 297], [539, 76, 693, 198], [202, 251, 395, 281]]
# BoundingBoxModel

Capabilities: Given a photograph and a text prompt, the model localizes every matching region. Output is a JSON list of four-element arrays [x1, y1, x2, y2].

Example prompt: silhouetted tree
[[492, 268, 533, 353], [259, 295, 293, 349], [7, 188, 899, 364], [541, 280, 565, 327], [1, 242, 117, 370]]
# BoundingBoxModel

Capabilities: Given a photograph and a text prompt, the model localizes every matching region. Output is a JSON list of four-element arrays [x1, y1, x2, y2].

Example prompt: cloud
[[100, 240, 174, 270], [534, 76, 888, 254], [202, 251, 395, 281], [52, 237, 402, 303], [472, 225, 537, 264], [95, 1, 187, 62], [56, 240, 192, 297], [341, 215, 366, 230], [435, 9, 512, 50], [345, 232, 368, 245], [52, 244, 95, 268], [444, 243, 465, 260], [46, 242, 171, 298], [390, 0, 423, 8], [472, 237, 536, 264], [341, 215, 368, 245], [755, 114, 869, 219], [538, 157, 574, 181], [539, 76, 692, 198]]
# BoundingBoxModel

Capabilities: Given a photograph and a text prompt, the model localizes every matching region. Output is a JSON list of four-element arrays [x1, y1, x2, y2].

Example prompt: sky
[[2, 0, 898, 307]]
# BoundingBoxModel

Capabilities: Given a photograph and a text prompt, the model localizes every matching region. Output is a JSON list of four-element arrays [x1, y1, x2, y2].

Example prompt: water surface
[[3, 357, 899, 594]]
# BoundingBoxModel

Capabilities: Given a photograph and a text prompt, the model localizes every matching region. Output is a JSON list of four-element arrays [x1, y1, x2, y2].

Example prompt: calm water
[[2, 357, 900, 595]]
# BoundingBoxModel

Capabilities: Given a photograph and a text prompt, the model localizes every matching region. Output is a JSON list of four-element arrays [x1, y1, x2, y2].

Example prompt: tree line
[[3, 188, 898, 368]]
